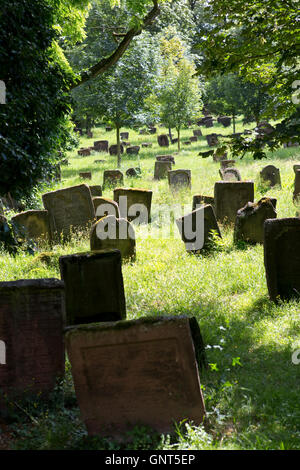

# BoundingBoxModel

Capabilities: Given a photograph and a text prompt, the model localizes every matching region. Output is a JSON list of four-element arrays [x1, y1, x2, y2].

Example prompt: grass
[[0, 117, 300, 450]]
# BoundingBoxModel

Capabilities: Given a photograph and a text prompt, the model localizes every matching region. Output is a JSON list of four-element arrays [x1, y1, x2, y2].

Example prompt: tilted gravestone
[[154, 161, 172, 180], [113, 188, 153, 224], [206, 134, 219, 147], [126, 146, 140, 155], [157, 135, 169, 147], [42, 184, 95, 241], [260, 165, 281, 188], [176, 205, 221, 252], [103, 170, 124, 189], [168, 169, 191, 192], [126, 167, 140, 178], [89, 185, 102, 197], [0, 279, 65, 411], [219, 167, 242, 182], [234, 197, 277, 244], [59, 250, 126, 326], [293, 170, 300, 203], [90, 215, 136, 261], [192, 195, 215, 211], [264, 218, 300, 302], [11, 210, 51, 244], [93, 197, 120, 220], [214, 181, 255, 224], [109, 144, 124, 156], [64, 315, 206, 437], [94, 140, 108, 152], [156, 155, 175, 165]]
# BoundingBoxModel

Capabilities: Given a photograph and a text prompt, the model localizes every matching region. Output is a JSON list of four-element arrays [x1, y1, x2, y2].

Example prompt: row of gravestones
[[0, 250, 206, 437]]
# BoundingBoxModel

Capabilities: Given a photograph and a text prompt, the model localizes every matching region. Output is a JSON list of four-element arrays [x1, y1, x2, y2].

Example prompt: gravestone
[[168, 170, 191, 191], [219, 167, 242, 182], [218, 116, 231, 127], [109, 144, 124, 156], [284, 141, 299, 148], [213, 147, 227, 162], [171, 138, 178, 144], [264, 218, 300, 302], [94, 141, 109, 152], [293, 170, 300, 203], [126, 167, 140, 178], [42, 184, 95, 241], [126, 146, 140, 155], [199, 150, 214, 159], [79, 172, 92, 180], [59, 250, 126, 325], [193, 129, 202, 137], [78, 148, 91, 156], [176, 205, 221, 252], [192, 195, 215, 211], [89, 185, 102, 197], [94, 159, 106, 164], [87, 131, 93, 138], [148, 127, 156, 134], [157, 135, 169, 147], [156, 155, 175, 164], [234, 197, 277, 244], [260, 165, 281, 188], [183, 140, 191, 145], [141, 142, 152, 148], [206, 134, 219, 147], [11, 210, 51, 244], [221, 160, 236, 169], [204, 118, 214, 128], [154, 161, 172, 180], [293, 164, 300, 174], [190, 136, 198, 142], [0, 279, 65, 410], [64, 315, 206, 437], [214, 181, 255, 224], [93, 197, 120, 220], [103, 170, 124, 189], [105, 126, 112, 132], [113, 188, 153, 224], [120, 132, 129, 140], [90, 215, 136, 261]]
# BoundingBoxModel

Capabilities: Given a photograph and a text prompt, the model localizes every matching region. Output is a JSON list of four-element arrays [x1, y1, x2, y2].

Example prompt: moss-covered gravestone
[[214, 181, 254, 224], [11, 210, 51, 244], [192, 195, 215, 211], [113, 188, 153, 224], [154, 161, 172, 180], [234, 198, 277, 244], [64, 315, 206, 437], [260, 165, 281, 188], [93, 197, 120, 220], [59, 250, 126, 325], [168, 169, 191, 192], [157, 135, 169, 147], [219, 167, 242, 182], [93, 140, 108, 152], [103, 170, 124, 189]]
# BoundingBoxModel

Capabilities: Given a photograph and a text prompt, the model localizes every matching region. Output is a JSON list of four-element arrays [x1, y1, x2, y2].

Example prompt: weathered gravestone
[[206, 134, 219, 147], [293, 170, 300, 203], [64, 315, 206, 437], [214, 181, 255, 224], [219, 167, 242, 182], [109, 144, 124, 156], [157, 135, 169, 147], [90, 215, 136, 261], [141, 142, 152, 148], [148, 127, 156, 134], [193, 129, 202, 137], [156, 155, 175, 165], [94, 140, 109, 152], [183, 140, 191, 145], [293, 164, 300, 174], [78, 148, 91, 156], [59, 250, 126, 325], [168, 169, 191, 192], [93, 197, 120, 220], [79, 172, 92, 180], [154, 161, 172, 180], [89, 185, 102, 197], [176, 205, 221, 252], [192, 195, 215, 211], [105, 126, 112, 132], [42, 184, 95, 241], [120, 132, 129, 140], [204, 117, 214, 128], [87, 131, 93, 138], [11, 210, 51, 245], [190, 136, 198, 142], [220, 160, 236, 169], [113, 188, 153, 224], [0, 279, 65, 411], [213, 147, 227, 162], [260, 165, 281, 188], [126, 146, 140, 155], [264, 218, 300, 302], [218, 116, 231, 127], [103, 170, 124, 189], [199, 150, 214, 159], [126, 167, 140, 178], [234, 197, 277, 244]]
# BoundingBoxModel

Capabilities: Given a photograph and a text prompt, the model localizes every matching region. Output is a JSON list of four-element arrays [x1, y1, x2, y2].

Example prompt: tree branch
[[70, 0, 160, 89]]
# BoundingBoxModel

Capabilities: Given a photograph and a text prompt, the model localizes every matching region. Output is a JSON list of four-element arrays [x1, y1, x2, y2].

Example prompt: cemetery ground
[[0, 118, 299, 450]]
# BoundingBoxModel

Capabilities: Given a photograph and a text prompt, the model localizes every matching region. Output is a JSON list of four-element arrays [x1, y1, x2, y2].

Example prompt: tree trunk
[[168, 127, 172, 142], [177, 129, 180, 152], [232, 115, 236, 134], [116, 125, 121, 168]]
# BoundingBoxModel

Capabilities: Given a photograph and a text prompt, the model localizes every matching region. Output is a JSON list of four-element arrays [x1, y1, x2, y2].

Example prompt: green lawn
[[1, 118, 300, 450]]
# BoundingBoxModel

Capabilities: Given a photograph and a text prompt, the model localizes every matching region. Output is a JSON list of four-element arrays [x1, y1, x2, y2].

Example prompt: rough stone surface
[[206, 134, 219, 147], [93, 197, 120, 220], [126, 146, 140, 155], [214, 181, 255, 224], [120, 132, 129, 140], [293, 170, 300, 203], [264, 218, 300, 302], [89, 185, 102, 197], [156, 155, 175, 164], [218, 116, 231, 127], [0, 279, 65, 410], [59, 250, 126, 325], [90, 215, 136, 261], [113, 188, 152, 223], [219, 167, 242, 182], [192, 195, 215, 211], [103, 170, 124, 189], [220, 160, 236, 169], [42, 184, 95, 241], [109, 144, 124, 156], [65, 315, 206, 437], [193, 129, 202, 137], [260, 165, 281, 188], [79, 172, 92, 180], [94, 141, 109, 152], [234, 197, 277, 244], [168, 169, 191, 191], [154, 161, 172, 180], [78, 148, 91, 157], [11, 210, 51, 244], [157, 135, 169, 147]]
